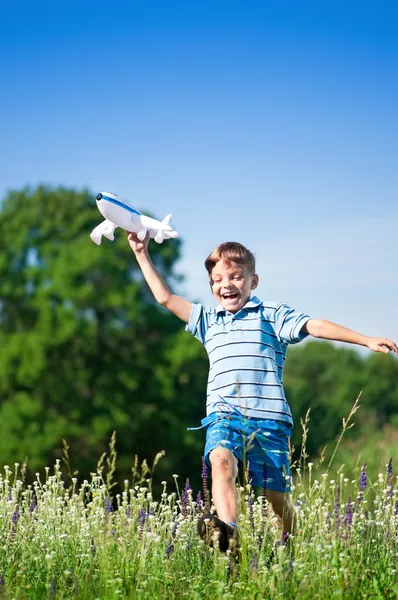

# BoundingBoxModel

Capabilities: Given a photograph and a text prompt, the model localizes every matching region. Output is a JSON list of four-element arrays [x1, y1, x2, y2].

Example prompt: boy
[[128, 235, 397, 551]]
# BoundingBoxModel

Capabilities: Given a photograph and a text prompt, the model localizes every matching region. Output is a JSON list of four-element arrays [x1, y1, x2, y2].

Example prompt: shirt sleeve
[[185, 303, 209, 344], [274, 303, 310, 344]]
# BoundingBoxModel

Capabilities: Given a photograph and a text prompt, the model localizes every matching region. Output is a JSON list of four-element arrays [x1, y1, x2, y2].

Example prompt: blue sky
[[1, 1, 397, 348]]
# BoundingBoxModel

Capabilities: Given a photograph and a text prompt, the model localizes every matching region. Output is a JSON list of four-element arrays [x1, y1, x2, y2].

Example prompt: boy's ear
[[251, 274, 259, 290]]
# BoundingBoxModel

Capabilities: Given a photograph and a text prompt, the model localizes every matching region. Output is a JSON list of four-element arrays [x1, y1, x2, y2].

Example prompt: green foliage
[[284, 341, 398, 460], [0, 186, 205, 487]]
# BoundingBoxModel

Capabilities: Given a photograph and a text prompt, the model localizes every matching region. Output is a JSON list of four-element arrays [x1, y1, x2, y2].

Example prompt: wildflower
[[248, 496, 255, 532], [359, 462, 367, 491], [137, 509, 146, 540], [166, 521, 178, 559], [262, 463, 268, 518], [125, 505, 132, 521], [386, 458, 393, 499], [356, 462, 367, 506], [250, 552, 259, 571], [104, 495, 113, 513], [326, 513, 332, 531], [181, 479, 191, 518], [11, 505, 20, 525], [10, 505, 20, 542], [282, 531, 290, 546], [345, 497, 352, 529], [201, 457, 211, 513], [334, 485, 341, 529], [394, 500, 398, 517], [196, 491, 203, 516]]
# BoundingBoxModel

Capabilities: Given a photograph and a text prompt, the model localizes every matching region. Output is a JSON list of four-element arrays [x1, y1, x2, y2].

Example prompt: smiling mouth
[[222, 293, 238, 300]]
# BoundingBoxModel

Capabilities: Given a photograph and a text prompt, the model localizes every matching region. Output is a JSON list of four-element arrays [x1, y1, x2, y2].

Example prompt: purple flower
[[29, 499, 37, 514], [345, 497, 352, 529], [250, 552, 259, 571], [394, 500, 398, 516], [262, 463, 268, 517], [166, 542, 174, 558], [104, 496, 113, 513], [359, 462, 367, 491], [10, 504, 20, 542], [166, 522, 178, 559], [248, 496, 255, 531], [181, 478, 191, 518], [12, 505, 20, 524], [0, 575, 4, 586], [196, 491, 203, 516], [356, 462, 367, 506], [334, 485, 341, 529], [386, 458, 393, 499], [201, 457, 211, 513], [282, 531, 290, 545], [125, 505, 132, 519], [171, 521, 178, 537], [137, 509, 146, 540]]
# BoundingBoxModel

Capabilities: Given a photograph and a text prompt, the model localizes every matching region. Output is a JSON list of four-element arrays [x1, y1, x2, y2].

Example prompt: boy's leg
[[209, 447, 239, 524], [266, 490, 296, 533]]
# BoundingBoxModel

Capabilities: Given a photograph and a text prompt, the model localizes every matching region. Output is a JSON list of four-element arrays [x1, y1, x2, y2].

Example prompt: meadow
[[1, 403, 398, 600]]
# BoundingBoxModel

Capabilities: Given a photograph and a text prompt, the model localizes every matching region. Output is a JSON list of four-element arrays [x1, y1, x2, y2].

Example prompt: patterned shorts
[[202, 412, 292, 493]]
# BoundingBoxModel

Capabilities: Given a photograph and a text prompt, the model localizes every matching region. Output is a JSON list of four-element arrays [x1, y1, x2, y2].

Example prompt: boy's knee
[[209, 448, 238, 480]]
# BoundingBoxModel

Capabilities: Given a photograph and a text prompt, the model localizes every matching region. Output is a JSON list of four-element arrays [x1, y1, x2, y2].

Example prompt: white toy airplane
[[90, 192, 179, 245]]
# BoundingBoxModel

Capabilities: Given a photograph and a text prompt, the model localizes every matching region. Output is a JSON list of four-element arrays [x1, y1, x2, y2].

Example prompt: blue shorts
[[202, 412, 292, 493]]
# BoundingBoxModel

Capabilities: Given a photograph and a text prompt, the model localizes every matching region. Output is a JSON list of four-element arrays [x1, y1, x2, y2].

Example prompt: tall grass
[[0, 404, 397, 599]]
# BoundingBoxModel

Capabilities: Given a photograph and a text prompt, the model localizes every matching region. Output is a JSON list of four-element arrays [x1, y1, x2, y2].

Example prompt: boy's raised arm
[[304, 319, 398, 355], [127, 232, 192, 324]]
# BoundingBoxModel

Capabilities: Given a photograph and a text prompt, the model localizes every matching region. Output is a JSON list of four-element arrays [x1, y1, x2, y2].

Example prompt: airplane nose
[[96, 193, 103, 201]]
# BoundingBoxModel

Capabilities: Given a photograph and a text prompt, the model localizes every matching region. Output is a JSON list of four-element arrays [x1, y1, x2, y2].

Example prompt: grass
[[0, 405, 397, 599]]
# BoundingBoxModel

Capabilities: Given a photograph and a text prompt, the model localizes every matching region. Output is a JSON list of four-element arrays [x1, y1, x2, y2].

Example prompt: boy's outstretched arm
[[303, 319, 398, 355], [127, 232, 192, 323]]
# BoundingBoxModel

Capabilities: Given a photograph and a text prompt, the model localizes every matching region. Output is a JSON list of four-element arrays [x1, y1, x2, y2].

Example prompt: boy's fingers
[[382, 339, 398, 355]]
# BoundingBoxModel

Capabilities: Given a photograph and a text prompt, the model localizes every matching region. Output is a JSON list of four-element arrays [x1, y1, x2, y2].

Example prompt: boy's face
[[210, 259, 258, 314]]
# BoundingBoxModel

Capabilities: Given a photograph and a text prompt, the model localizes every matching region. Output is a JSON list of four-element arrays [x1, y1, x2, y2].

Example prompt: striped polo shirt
[[186, 296, 310, 425]]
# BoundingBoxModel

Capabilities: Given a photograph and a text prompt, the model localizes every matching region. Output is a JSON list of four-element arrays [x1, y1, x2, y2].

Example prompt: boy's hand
[[127, 231, 150, 255], [366, 336, 398, 355]]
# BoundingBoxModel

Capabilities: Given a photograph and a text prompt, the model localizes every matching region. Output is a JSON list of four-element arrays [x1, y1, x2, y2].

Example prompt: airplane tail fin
[[162, 214, 172, 226]]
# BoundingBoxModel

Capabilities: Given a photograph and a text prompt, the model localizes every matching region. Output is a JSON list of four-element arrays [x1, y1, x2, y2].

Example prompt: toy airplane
[[90, 192, 179, 245]]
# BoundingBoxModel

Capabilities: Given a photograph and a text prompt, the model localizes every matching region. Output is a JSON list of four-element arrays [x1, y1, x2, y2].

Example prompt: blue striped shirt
[[186, 296, 310, 425]]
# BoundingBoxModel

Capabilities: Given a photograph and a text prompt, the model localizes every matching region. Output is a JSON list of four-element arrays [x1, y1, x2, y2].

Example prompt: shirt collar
[[215, 295, 262, 315]]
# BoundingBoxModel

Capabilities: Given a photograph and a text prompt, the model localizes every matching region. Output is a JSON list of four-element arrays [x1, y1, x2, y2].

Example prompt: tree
[[284, 341, 366, 457], [0, 186, 207, 489]]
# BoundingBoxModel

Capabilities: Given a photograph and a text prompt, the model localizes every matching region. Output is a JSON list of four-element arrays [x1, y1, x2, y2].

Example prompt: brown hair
[[205, 242, 256, 275]]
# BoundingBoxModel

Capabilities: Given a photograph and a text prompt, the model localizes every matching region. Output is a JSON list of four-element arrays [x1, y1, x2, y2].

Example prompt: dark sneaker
[[197, 514, 238, 553]]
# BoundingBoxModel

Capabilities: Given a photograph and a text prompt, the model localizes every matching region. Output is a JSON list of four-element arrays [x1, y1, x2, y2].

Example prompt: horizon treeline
[[0, 186, 397, 493]]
